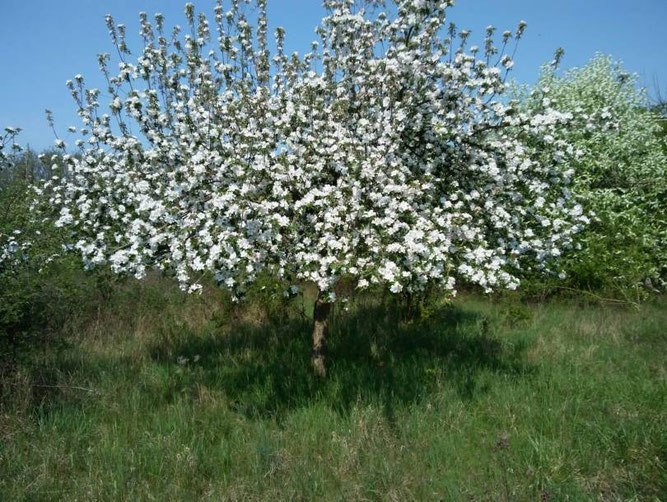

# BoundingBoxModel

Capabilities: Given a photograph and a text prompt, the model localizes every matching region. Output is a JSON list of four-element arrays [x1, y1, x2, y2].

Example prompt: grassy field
[[0, 278, 665, 501]]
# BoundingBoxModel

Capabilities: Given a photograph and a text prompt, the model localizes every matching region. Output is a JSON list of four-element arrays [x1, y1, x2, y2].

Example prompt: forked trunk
[[311, 291, 332, 378]]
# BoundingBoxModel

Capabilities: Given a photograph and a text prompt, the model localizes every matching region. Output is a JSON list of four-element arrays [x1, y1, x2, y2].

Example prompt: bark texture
[[311, 292, 332, 378]]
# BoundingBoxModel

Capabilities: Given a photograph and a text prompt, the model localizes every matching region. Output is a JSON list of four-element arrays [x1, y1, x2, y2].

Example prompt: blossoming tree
[[42, 0, 587, 376]]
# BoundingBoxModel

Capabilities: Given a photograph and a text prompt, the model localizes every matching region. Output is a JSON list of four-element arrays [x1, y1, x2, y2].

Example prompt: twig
[[28, 384, 100, 395], [551, 286, 640, 308]]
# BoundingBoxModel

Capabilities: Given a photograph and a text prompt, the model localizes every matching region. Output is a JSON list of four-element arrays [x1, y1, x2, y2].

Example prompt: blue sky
[[1, 0, 666, 150]]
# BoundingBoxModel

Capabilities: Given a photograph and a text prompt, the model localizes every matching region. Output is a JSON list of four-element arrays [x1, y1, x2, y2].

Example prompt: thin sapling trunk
[[311, 290, 332, 378]]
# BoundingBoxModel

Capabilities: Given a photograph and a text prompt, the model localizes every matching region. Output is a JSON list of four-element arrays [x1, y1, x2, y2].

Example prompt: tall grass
[[1, 276, 665, 501]]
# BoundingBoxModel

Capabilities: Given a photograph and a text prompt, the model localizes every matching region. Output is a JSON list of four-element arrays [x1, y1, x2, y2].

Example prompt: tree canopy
[[39, 0, 587, 302]]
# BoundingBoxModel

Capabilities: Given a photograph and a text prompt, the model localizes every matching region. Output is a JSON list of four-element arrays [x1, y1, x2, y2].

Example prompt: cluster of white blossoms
[[40, 0, 589, 298], [0, 127, 27, 270], [0, 230, 33, 271], [0, 127, 22, 172]]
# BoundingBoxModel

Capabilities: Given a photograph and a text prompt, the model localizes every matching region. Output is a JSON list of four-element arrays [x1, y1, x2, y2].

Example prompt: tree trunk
[[311, 291, 332, 378]]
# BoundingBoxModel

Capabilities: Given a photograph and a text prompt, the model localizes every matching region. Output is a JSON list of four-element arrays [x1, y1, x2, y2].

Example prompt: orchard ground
[[1, 275, 664, 501]]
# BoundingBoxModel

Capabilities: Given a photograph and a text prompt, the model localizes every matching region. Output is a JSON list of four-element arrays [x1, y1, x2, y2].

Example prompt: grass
[[0, 276, 665, 501]]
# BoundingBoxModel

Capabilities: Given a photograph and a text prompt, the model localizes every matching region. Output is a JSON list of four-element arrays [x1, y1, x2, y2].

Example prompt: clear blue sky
[[1, 0, 666, 150]]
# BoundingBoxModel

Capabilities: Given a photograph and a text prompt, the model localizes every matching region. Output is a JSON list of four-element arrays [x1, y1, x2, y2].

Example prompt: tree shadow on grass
[[145, 298, 536, 420]]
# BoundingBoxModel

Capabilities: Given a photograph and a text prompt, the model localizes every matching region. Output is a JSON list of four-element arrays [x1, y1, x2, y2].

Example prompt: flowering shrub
[[0, 138, 92, 358], [514, 55, 667, 295], [38, 0, 588, 373], [1, 139, 62, 282], [0, 144, 43, 347]]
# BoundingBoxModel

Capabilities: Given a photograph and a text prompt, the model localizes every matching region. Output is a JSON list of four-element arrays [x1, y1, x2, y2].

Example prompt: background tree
[[514, 55, 667, 297]]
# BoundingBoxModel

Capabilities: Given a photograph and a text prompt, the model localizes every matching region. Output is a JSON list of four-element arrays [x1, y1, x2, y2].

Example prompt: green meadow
[[1, 278, 664, 501]]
